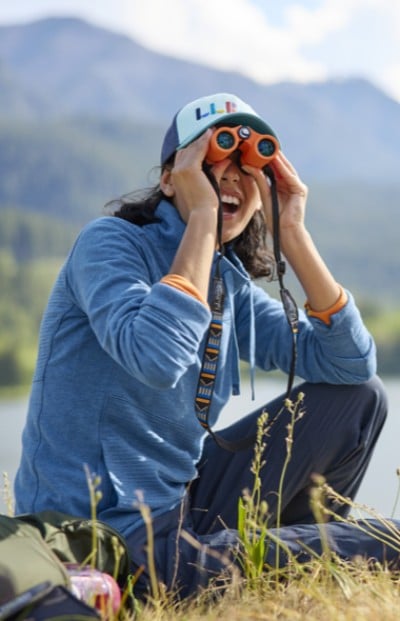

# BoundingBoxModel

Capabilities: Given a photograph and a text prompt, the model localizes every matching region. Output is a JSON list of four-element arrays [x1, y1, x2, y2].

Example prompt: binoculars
[[206, 125, 279, 168]]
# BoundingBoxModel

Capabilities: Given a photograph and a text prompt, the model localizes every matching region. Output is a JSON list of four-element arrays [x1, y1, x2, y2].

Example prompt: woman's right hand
[[168, 129, 231, 224], [162, 131, 232, 300]]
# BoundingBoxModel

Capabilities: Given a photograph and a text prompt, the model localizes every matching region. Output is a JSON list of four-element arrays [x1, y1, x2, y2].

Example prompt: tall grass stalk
[[137, 497, 160, 602], [315, 481, 400, 553], [84, 464, 103, 570], [1, 471, 14, 516], [237, 411, 269, 585], [274, 392, 305, 570], [237, 395, 306, 587], [135, 493, 178, 617], [391, 467, 400, 518], [309, 473, 335, 560]]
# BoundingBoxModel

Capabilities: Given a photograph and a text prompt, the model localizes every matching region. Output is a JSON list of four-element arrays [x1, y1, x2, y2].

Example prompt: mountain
[[0, 16, 400, 182], [0, 17, 399, 304], [0, 16, 262, 121]]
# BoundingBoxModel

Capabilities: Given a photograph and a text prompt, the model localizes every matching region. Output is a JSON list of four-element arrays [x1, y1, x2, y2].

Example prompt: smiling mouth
[[221, 193, 240, 214]]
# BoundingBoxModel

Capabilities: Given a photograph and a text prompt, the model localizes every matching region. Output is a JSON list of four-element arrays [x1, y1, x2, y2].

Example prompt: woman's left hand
[[245, 151, 343, 312], [242, 151, 308, 236]]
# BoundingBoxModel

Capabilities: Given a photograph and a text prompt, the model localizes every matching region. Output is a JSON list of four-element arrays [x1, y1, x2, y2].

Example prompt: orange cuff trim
[[160, 274, 209, 307], [305, 285, 348, 326]]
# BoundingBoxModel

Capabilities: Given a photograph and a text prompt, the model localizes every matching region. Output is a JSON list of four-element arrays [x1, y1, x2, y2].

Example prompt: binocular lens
[[257, 138, 276, 157], [216, 131, 236, 150]]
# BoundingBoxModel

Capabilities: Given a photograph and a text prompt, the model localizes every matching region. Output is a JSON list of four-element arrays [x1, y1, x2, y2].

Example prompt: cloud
[[382, 62, 400, 102], [115, 0, 400, 101], [119, 0, 326, 83], [0, 0, 398, 101], [293, 0, 400, 101], [376, 0, 400, 100]]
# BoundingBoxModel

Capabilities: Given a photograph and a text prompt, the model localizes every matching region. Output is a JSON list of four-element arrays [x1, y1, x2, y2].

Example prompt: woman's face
[[217, 158, 261, 243], [160, 131, 262, 244]]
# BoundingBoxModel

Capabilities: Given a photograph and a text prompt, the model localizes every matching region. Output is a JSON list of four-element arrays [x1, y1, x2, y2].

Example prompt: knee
[[354, 375, 388, 432], [361, 374, 388, 412], [300, 375, 388, 433]]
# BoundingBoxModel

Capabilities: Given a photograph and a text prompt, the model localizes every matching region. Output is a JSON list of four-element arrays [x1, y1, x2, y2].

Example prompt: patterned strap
[[195, 312, 223, 423], [195, 272, 258, 452]]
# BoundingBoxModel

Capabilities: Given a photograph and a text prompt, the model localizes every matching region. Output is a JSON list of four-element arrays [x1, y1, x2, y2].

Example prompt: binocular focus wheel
[[237, 126, 251, 140]]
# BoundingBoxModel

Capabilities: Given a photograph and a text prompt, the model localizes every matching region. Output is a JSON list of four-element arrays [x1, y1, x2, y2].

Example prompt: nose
[[221, 160, 240, 183]]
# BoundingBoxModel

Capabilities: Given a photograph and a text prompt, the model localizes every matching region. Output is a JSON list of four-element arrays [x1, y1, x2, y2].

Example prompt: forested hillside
[[1, 199, 399, 388], [1, 122, 398, 302]]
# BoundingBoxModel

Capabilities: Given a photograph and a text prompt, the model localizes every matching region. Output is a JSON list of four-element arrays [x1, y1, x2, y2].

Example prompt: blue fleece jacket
[[14, 200, 376, 536]]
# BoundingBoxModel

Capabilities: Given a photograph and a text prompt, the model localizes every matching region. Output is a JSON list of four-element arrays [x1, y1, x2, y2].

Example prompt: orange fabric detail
[[305, 284, 348, 326], [160, 274, 209, 307]]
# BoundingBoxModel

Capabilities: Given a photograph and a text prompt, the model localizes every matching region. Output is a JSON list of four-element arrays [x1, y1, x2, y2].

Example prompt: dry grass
[[128, 560, 400, 621], [121, 478, 400, 621], [121, 398, 400, 621], [2, 484, 399, 621], [3, 396, 400, 621]]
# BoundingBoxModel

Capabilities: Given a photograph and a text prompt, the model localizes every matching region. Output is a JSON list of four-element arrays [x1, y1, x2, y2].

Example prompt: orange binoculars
[[206, 125, 279, 168]]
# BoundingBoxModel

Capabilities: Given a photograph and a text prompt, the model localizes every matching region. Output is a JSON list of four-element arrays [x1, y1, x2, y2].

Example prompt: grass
[[118, 395, 400, 621], [2, 398, 400, 621], [132, 570, 400, 621], [119, 540, 400, 621], [125, 500, 400, 621]]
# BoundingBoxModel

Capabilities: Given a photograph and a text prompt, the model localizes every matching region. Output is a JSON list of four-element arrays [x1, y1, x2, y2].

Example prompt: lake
[[1, 376, 400, 517]]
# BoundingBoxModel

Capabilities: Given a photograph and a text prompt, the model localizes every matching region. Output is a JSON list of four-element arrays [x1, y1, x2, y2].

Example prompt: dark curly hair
[[106, 170, 274, 280]]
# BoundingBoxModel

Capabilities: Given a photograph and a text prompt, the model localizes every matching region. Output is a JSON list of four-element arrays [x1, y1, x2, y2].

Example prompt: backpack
[[0, 511, 131, 619], [0, 583, 101, 621], [18, 510, 130, 586]]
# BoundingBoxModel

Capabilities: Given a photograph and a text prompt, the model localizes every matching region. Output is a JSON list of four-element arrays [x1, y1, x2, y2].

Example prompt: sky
[[0, 0, 399, 102]]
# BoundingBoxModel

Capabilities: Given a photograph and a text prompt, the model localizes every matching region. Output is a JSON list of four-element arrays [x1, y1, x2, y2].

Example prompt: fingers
[[170, 131, 223, 218], [241, 163, 272, 201], [174, 129, 213, 170], [268, 152, 308, 198], [176, 130, 238, 187], [272, 151, 298, 175]]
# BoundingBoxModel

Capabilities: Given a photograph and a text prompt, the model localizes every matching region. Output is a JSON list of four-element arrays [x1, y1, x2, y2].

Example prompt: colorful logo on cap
[[195, 101, 238, 122]]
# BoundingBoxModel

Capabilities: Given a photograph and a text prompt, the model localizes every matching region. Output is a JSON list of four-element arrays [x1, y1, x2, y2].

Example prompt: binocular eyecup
[[206, 125, 279, 169]]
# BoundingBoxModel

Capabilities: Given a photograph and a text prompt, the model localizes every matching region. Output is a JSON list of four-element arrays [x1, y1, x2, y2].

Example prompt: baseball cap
[[160, 92, 279, 166]]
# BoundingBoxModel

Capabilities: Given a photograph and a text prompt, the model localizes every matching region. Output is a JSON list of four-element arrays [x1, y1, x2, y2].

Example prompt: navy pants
[[126, 377, 399, 599]]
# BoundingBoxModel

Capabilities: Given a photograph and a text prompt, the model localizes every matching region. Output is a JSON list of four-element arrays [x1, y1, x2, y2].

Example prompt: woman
[[15, 93, 392, 598]]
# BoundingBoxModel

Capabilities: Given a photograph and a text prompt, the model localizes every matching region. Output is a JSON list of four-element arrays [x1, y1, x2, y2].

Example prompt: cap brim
[[178, 112, 279, 151]]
